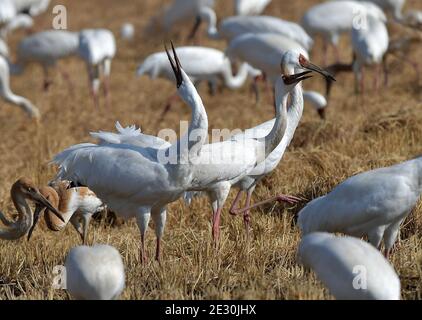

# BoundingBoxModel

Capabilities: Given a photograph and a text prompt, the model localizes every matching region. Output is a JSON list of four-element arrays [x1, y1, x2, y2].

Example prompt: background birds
[[298, 232, 401, 300], [64, 244, 125, 300]]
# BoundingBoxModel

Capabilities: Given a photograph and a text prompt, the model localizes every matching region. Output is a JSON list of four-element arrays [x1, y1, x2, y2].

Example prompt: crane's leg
[[43, 66, 52, 91], [70, 215, 84, 243], [209, 185, 230, 247], [103, 59, 112, 108], [57, 65, 74, 96], [368, 226, 385, 253], [233, 193, 302, 215], [229, 190, 244, 216], [243, 189, 254, 241], [333, 44, 340, 63], [151, 207, 166, 263], [322, 40, 328, 66], [81, 214, 91, 245], [212, 207, 222, 245], [383, 218, 404, 260], [88, 64, 100, 108], [136, 211, 151, 264], [382, 54, 389, 87]]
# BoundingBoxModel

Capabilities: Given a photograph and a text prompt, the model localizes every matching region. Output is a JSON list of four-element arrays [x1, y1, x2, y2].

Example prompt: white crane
[[64, 244, 125, 300], [158, 0, 215, 32], [12, 30, 79, 91], [298, 156, 422, 258], [78, 29, 116, 108], [191, 8, 313, 50], [11, 0, 50, 16], [187, 52, 333, 241], [0, 178, 64, 240], [0, 38, 8, 57], [351, 12, 389, 94], [298, 232, 401, 300], [301, 1, 386, 64], [1, 54, 40, 118], [0, 0, 17, 27], [53, 44, 209, 262], [27, 180, 105, 244], [234, 0, 272, 16], [137, 46, 260, 120]]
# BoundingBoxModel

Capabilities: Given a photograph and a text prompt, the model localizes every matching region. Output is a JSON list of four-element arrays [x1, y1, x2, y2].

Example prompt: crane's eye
[[27, 187, 34, 193]]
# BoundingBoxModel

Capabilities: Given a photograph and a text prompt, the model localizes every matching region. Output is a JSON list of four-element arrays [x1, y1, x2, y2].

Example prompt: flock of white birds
[[0, 0, 421, 300]]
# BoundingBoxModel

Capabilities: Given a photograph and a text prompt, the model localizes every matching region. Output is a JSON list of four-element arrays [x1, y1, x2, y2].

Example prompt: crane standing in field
[[298, 232, 401, 300], [53, 44, 210, 263], [0, 178, 63, 240], [301, 1, 386, 65], [351, 12, 389, 94], [26, 180, 105, 244], [65, 244, 125, 300], [12, 30, 79, 91], [297, 156, 422, 258], [78, 29, 116, 108]]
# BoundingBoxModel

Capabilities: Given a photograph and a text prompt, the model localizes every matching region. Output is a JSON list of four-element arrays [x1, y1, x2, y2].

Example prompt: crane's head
[[280, 51, 335, 82]]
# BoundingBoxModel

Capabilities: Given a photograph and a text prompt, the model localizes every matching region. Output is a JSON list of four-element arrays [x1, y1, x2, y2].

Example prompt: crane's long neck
[[45, 187, 76, 230], [221, 61, 250, 89], [0, 190, 33, 240], [167, 79, 208, 165], [200, 7, 220, 39], [271, 80, 304, 159]]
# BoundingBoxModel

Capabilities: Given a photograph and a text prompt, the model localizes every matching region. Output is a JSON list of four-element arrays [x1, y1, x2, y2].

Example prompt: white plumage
[[65, 244, 125, 300], [0, 0, 16, 26], [12, 0, 50, 16], [0, 38, 8, 57], [0, 54, 40, 118], [336, 0, 405, 21], [195, 8, 313, 50], [160, 0, 215, 31], [298, 232, 401, 300], [137, 46, 257, 90], [301, 1, 386, 63], [0, 14, 33, 39], [78, 29, 116, 107], [298, 156, 422, 257], [234, 0, 272, 16], [53, 46, 209, 262], [120, 23, 135, 40], [226, 33, 309, 84], [13, 30, 79, 90], [351, 12, 389, 93]]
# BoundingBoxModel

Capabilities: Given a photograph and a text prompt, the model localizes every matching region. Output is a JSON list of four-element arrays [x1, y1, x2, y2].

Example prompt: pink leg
[[91, 89, 100, 109], [140, 234, 148, 264], [229, 190, 244, 216], [103, 75, 111, 108], [373, 65, 380, 92], [384, 248, 391, 259], [212, 207, 222, 245], [235, 193, 302, 215], [251, 75, 262, 103], [243, 191, 253, 241], [155, 237, 161, 262]]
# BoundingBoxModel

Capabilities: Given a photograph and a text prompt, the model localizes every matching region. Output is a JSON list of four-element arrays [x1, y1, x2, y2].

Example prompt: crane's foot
[[276, 194, 302, 205]]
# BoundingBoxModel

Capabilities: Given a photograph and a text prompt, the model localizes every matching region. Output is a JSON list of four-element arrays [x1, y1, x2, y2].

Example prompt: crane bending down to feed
[[26, 180, 105, 244], [301, 1, 386, 65], [234, 0, 272, 16], [0, 54, 40, 118], [191, 8, 313, 50], [65, 244, 125, 300], [53, 43, 210, 263], [78, 29, 116, 108], [12, 30, 79, 91], [351, 12, 389, 94], [298, 232, 401, 300], [186, 51, 334, 241], [137, 46, 261, 120], [298, 156, 422, 258], [156, 0, 215, 33], [0, 178, 64, 240]]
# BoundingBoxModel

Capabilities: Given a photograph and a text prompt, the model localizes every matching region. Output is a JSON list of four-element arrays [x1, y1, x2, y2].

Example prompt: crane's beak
[[31, 191, 64, 223], [27, 205, 43, 241], [301, 59, 336, 82], [283, 70, 313, 85], [165, 41, 183, 88], [188, 16, 202, 40]]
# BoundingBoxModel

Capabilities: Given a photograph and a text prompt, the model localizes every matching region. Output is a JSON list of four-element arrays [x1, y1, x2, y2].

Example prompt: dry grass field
[[0, 0, 421, 300]]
